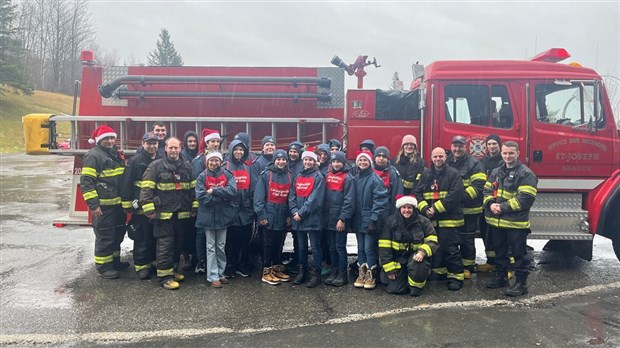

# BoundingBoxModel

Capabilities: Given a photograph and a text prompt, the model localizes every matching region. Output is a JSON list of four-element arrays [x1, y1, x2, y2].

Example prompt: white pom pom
[[88, 138, 95, 144]]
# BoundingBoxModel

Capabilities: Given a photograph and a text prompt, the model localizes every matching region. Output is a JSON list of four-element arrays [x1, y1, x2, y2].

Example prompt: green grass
[[0, 85, 76, 153]]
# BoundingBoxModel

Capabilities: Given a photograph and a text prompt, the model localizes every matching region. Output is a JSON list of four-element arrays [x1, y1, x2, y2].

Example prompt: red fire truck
[[23, 48, 620, 261]]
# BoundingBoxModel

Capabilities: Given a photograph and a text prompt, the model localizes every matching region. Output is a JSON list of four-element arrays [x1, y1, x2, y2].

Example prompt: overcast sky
[[89, 1, 619, 90]]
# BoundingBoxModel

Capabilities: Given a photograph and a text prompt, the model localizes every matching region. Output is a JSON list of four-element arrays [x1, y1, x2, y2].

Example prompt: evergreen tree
[[147, 28, 184, 66], [0, 0, 32, 94]]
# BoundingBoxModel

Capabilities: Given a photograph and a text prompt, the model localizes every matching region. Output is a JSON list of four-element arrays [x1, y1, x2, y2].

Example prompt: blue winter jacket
[[225, 139, 254, 227], [289, 166, 325, 232], [373, 163, 404, 216], [250, 153, 273, 189], [322, 164, 356, 231], [253, 164, 293, 231], [195, 166, 238, 230], [352, 167, 388, 234]]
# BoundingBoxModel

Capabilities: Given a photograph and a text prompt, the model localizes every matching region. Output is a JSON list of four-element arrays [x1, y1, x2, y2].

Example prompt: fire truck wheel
[[612, 235, 620, 262]]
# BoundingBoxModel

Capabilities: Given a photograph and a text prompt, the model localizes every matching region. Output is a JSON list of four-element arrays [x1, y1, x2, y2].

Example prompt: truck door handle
[[533, 150, 543, 163]]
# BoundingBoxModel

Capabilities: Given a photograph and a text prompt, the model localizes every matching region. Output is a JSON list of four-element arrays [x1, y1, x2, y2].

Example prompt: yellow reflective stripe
[[157, 268, 174, 277], [463, 206, 484, 215], [486, 218, 530, 229], [379, 239, 408, 251], [94, 255, 113, 264], [509, 256, 515, 264], [142, 202, 155, 213], [99, 197, 121, 205], [466, 186, 478, 199], [508, 198, 521, 211], [417, 201, 429, 212], [486, 251, 496, 258], [159, 212, 173, 220], [100, 167, 125, 177], [378, 239, 392, 248], [484, 181, 493, 189], [432, 267, 447, 275], [462, 179, 471, 186], [121, 201, 132, 209], [178, 211, 191, 219], [415, 173, 421, 180], [134, 180, 143, 188], [83, 190, 98, 200], [432, 219, 465, 228], [141, 180, 156, 189], [383, 261, 401, 273], [483, 195, 494, 204], [471, 173, 487, 181], [434, 200, 446, 213], [135, 264, 151, 271], [423, 191, 448, 199], [402, 179, 414, 189], [424, 235, 438, 244], [192, 200, 199, 209], [156, 182, 191, 190], [408, 277, 426, 288], [82, 167, 97, 177], [498, 189, 515, 199], [518, 185, 537, 197], [419, 244, 432, 257], [448, 272, 465, 281], [190, 180, 197, 188], [462, 258, 476, 267]]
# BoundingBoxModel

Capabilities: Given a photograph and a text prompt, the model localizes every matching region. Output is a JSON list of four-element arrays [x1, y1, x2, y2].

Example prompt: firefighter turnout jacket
[[414, 166, 465, 228], [483, 160, 538, 229], [81, 145, 125, 209], [448, 154, 486, 215], [121, 149, 159, 213], [140, 156, 196, 220]]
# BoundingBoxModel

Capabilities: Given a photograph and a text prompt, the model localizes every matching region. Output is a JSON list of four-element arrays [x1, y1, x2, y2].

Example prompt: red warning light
[[530, 48, 571, 63]]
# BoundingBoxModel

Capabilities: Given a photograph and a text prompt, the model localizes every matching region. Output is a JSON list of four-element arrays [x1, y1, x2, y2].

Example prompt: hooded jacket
[[352, 167, 388, 233], [289, 166, 325, 231], [253, 162, 293, 231], [195, 165, 238, 230], [322, 162, 355, 230], [250, 153, 274, 188], [225, 139, 254, 226], [413, 165, 465, 228], [180, 130, 199, 162]]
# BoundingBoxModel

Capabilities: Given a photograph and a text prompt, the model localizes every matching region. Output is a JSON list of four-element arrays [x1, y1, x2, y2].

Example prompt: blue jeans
[[326, 229, 348, 270], [355, 232, 377, 268], [196, 229, 206, 262], [296, 230, 322, 268], [203, 228, 227, 282]]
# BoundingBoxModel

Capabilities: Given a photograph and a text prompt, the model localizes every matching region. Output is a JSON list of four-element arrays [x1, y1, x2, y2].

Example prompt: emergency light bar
[[530, 48, 571, 63]]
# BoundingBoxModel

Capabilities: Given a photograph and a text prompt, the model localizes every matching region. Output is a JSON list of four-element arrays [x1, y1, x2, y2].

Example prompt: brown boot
[[363, 265, 376, 290], [261, 267, 280, 285], [272, 265, 291, 282], [354, 263, 368, 288]]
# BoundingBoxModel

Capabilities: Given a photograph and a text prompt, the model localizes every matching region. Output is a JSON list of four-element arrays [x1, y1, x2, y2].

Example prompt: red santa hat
[[395, 194, 418, 208], [199, 128, 221, 153], [88, 125, 117, 145], [355, 150, 373, 164]]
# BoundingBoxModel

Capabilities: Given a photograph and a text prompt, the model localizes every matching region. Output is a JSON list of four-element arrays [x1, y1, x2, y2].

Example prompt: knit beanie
[[485, 134, 502, 148]]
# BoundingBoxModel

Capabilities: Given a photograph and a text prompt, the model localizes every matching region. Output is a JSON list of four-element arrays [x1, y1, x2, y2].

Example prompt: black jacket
[[80, 145, 125, 210], [121, 149, 159, 213], [413, 165, 464, 228], [140, 156, 195, 220], [392, 154, 426, 194], [448, 154, 486, 215]]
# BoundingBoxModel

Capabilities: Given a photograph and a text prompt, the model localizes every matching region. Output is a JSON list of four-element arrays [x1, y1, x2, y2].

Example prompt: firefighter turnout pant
[[478, 214, 496, 264], [431, 227, 465, 282], [381, 258, 431, 295], [93, 205, 126, 273], [492, 226, 530, 275], [153, 213, 187, 282], [460, 214, 479, 272], [128, 214, 156, 272]]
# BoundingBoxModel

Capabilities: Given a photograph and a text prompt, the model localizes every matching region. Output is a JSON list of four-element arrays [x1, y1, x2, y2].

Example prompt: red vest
[[267, 171, 291, 204], [206, 173, 227, 189], [326, 171, 346, 192], [295, 176, 315, 198]]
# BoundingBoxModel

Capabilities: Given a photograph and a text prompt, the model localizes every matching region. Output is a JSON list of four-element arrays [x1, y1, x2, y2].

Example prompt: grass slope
[[0, 86, 75, 153]]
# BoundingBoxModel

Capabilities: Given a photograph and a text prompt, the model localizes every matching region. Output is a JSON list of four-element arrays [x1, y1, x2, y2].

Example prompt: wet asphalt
[[0, 153, 619, 347]]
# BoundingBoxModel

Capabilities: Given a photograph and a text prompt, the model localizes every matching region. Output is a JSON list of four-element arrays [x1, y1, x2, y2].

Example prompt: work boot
[[306, 267, 322, 288], [409, 287, 423, 297], [354, 264, 368, 288], [447, 279, 462, 291], [324, 267, 338, 286], [486, 272, 509, 289], [174, 273, 185, 282], [113, 257, 130, 271], [161, 278, 180, 290], [136, 268, 151, 280], [508, 271, 514, 279], [464, 269, 472, 279], [272, 265, 290, 282], [195, 260, 206, 275], [476, 263, 496, 273], [98, 269, 120, 279], [261, 267, 280, 285], [364, 266, 376, 290], [506, 273, 529, 297], [332, 268, 348, 287], [292, 265, 307, 285]]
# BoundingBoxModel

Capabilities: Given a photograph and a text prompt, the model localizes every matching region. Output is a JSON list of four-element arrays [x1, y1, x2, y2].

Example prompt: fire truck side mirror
[[412, 64, 425, 81]]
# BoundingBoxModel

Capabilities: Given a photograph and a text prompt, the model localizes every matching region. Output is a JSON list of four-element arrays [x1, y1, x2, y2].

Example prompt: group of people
[[80, 121, 537, 297]]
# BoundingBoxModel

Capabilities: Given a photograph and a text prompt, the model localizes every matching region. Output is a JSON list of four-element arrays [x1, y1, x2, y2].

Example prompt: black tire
[[613, 235, 620, 262]]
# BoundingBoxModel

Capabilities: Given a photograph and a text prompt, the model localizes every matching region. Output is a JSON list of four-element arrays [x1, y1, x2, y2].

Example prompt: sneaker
[[353, 264, 367, 288], [136, 268, 151, 280], [211, 280, 223, 288], [162, 279, 180, 290], [174, 273, 185, 282], [321, 266, 331, 277], [476, 263, 496, 273], [224, 270, 236, 279], [363, 266, 376, 290], [195, 260, 206, 274], [98, 269, 120, 279], [272, 265, 290, 282], [261, 267, 280, 285], [235, 269, 250, 277], [464, 269, 472, 279]]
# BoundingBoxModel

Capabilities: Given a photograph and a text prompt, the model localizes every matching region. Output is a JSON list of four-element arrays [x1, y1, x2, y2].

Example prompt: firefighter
[[195, 151, 238, 288], [80, 125, 128, 279], [152, 121, 168, 158], [413, 147, 465, 291], [290, 151, 326, 288], [392, 134, 426, 195], [352, 150, 388, 290], [224, 140, 254, 278], [191, 128, 221, 275], [322, 151, 355, 287], [253, 149, 292, 285], [379, 195, 439, 296], [448, 135, 486, 279], [477, 134, 503, 272], [484, 141, 538, 297], [120, 132, 160, 279], [373, 146, 404, 217], [140, 137, 195, 290]]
